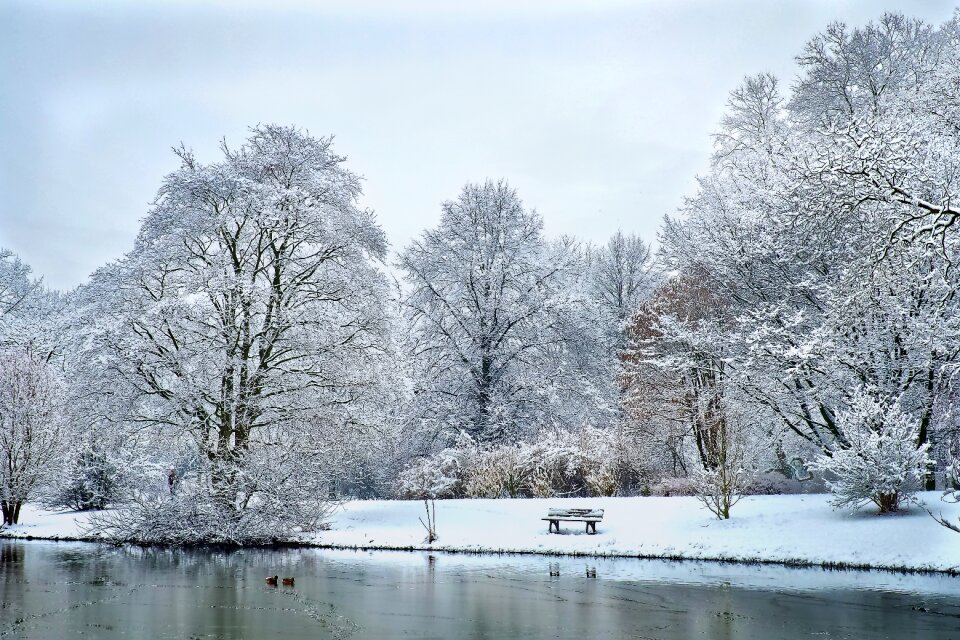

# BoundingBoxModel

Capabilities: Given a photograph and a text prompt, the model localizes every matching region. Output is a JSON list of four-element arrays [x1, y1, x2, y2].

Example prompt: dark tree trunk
[[1, 500, 23, 526], [876, 492, 900, 514], [917, 369, 937, 491], [475, 349, 495, 442]]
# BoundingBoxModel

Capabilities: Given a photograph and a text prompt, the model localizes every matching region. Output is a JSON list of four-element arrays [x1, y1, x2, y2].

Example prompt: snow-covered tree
[[656, 12, 960, 484], [691, 441, 751, 520], [0, 346, 64, 525], [590, 231, 655, 326], [0, 249, 36, 326], [622, 274, 760, 516], [623, 275, 732, 471], [0, 249, 59, 351], [83, 125, 395, 542], [398, 180, 613, 447], [811, 388, 931, 513], [0, 252, 101, 514], [789, 14, 940, 124]]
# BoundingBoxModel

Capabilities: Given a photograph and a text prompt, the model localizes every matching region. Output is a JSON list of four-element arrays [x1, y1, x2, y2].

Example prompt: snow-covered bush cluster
[[4, 10, 960, 541], [398, 427, 640, 499], [397, 435, 475, 500]]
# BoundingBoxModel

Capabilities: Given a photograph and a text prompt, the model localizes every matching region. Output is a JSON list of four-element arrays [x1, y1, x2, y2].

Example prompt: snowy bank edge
[[2, 529, 959, 577]]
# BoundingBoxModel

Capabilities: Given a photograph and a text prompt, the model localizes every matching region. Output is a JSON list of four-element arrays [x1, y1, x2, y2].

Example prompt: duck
[[265, 575, 279, 586], [281, 577, 295, 586]]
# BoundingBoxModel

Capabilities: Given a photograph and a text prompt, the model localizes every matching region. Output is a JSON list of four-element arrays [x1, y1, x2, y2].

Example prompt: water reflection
[[1, 540, 959, 639]]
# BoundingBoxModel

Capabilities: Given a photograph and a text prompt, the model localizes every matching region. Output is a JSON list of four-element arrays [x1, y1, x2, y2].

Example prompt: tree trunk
[[876, 492, 900, 513], [917, 370, 936, 491], [1, 500, 23, 526], [476, 350, 494, 441]]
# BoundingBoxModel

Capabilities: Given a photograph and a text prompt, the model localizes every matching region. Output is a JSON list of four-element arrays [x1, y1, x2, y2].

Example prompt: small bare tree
[[419, 498, 438, 544], [692, 423, 752, 520], [0, 346, 64, 526]]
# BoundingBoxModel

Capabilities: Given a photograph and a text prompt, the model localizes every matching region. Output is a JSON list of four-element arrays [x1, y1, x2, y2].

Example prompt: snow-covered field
[[4, 493, 960, 574]]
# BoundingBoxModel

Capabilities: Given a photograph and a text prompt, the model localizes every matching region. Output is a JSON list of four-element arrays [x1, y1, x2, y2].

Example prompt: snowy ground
[[0, 504, 98, 542], [4, 493, 960, 574]]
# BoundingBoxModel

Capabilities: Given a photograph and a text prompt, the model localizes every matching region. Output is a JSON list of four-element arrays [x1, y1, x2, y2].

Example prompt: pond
[[2, 540, 959, 639]]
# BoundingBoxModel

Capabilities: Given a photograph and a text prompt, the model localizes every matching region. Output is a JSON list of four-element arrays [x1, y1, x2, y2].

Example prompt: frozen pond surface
[[2, 540, 960, 639]]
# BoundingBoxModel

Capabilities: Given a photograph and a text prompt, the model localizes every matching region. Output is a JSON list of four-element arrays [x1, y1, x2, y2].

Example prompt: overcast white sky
[[2, 0, 958, 290]]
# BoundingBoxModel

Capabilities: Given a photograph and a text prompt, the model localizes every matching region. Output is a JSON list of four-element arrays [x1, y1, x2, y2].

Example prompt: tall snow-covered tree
[[623, 274, 745, 473], [399, 180, 612, 446], [789, 14, 940, 124], [0, 249, 35, 323], [657, 12, 960, 488], [85, 125, 395, 541], [590, 231, 655, 325], [0, 346, 64, 525], [0, 248, 57, 350]]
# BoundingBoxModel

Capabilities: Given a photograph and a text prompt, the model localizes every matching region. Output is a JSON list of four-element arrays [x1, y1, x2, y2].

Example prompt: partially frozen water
[[2, 541, 959, 639]]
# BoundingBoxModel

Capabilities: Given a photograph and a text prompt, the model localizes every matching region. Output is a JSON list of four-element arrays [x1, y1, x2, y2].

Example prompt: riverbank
[[4, 493, 960, 574]]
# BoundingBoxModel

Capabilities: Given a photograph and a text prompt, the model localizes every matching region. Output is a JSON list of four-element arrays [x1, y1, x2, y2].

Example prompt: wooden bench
[[542, 508, 604, 534]]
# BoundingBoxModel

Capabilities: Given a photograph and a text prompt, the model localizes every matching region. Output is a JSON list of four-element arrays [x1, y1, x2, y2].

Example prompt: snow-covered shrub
[[649, 476, 700, 496], [579, 427, 622, 496], [944, 435, 960, 492], [520, 429, 586, 497], [44, 445, 123, 511], [464, 445, 528, 498], [397, 426, 636, 499], [525, 464, 561, 498], [515, 426, 627, 497], [93, 448, 334, 545], [744, 472, 811, 495], [397, 441, 476, 499], [94, 489, 331, 546], [931, 442, 960, 533], [519, 428, 620, 497], [584, 461, 619, 497], [811, 390, 931, 513]]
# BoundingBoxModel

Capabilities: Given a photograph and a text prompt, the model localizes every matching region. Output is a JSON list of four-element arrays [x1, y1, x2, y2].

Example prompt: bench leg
[[549, 520, 558, 534], [586, 522, 596, 535]]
